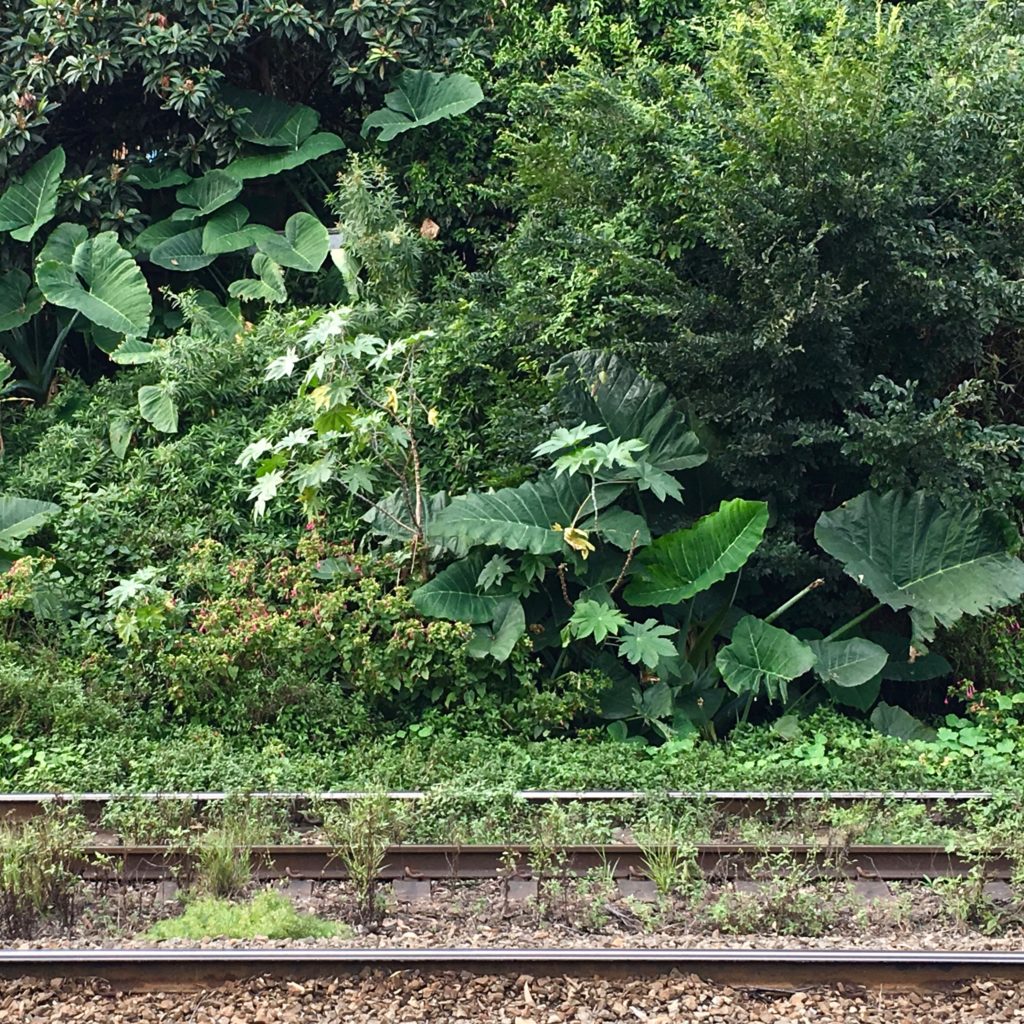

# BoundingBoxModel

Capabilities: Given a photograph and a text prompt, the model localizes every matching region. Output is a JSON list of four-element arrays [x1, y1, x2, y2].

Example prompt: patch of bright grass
[[144, 889, 347, 941]]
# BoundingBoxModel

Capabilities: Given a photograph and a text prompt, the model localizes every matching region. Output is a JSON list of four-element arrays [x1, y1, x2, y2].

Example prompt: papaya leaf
[[625, 499, 768, 607], [224, 133, 344, 180], [361, 70, 484, 142], [255, 212, 329, 272], [0, 147, 65, 242], [716, 615, 816, 702], [816, 490, 1024, 640], [0, 270, 44, 332]]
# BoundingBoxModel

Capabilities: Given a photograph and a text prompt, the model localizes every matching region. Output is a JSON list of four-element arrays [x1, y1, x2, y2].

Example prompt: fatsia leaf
[[808, 637, 888, 688], [477, 554, 513, 592], [554, 350, 707, 473], [619, 619, 678, 669], [428, 475, 622, 555], [361, 70, 484, 142], [228, 254, 287, 304], [625, 499, 769, 607], [0, 496, 59, 547], [815, 491, 1024, 640], [149, 228, 218, 272], [222, 86, 319, 148], [224, 133, 344, 180], [175, 170, 242, 217], [0, 270, 44, 332], [411, 556, 501, 623], [870, 701, 936, 742], [716, 615, 816, 702], [255, 212, 329, 272], [0, 147, 65, 242], [568, 599, 627, 643], [36, 225, 152, 336], [468, 598, 526, 661]]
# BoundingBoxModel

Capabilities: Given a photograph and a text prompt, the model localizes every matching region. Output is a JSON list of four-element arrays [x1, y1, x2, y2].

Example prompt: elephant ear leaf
[[361, 70, 484, 142], [467, 598, 526, 661], [625, 498, 768, 607], [222, 86, 320, 149], [815, 491, 1024, 642], [716, 615, 816, 703], [554, 350, 706, 473], [870, 701, 936, 742], [0, 147, 65, 242], [36, 225, 152, 336], [412, 556, 501, 623], [0, 270, 44, 332], [228, 254, 287, 305], [0, 495, 59, 548], [255, 212, 329, 272], [224, 133, 344, 180], [175, 170, 243, 218]]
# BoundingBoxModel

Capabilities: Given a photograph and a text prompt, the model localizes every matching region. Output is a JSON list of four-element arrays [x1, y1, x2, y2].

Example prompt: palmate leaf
[[411, 556, 502, 623], [624, 499, 768, 607], [222, 86, 319, 148], [716, 615, 816, 702], [554, 350, 707, 473], [36, 225, 152, 336], [255, 213, 329, 272], [0, 147, 65, 242], [225, 133, 344, 180], [428, 475, 622, 555], [361, 70, 484, 143], [0, 270, 44, 332], [815, 490, 1024, 640], [619, 619, 678, 669], [0, 495, 59, 547]]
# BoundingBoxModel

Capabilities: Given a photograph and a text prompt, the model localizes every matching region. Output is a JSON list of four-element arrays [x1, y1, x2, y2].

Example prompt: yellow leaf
[[384, 386, 399, 414], [427, 407, 439, 428], [562, 526, 595, 559], [309, 385, 331, 411]]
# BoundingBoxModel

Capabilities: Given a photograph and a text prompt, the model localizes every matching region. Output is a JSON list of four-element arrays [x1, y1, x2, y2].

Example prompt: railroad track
[[2, 947, 1024, 991], [77, 842, 1012, 881]]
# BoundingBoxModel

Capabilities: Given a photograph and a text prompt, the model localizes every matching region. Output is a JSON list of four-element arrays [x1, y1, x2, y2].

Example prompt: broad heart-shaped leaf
[[554, 350, 707, 473], [581, 507, 650, 551], [149, 228, 218, 272], [808, 638, 888, 688], [0, 147, 65, 242], [361, 70, 484, 142], [412, 556, 502, 623], [625, 499, 768, 607], [468, 598, 526, 661], [255, 213, 329, 272], [109, 338, 165, 365], [870, 701, 936, 743], [870, 631, 951, 681], [133, 216, 191, 254], [202, 203, 276, 255], [108, 415, 133, 461], [190, 290, 243, 343], [0, 270, 44, 332], [0, 495, 59, 547], [130, 164, 190, 190], [825, 674, 881, 712], [815, 490, 1024, 640], [137, 381, 178, 433], [175, 170, 242, 217], [716, 615, 816, 702], [428, 475, 622, 555], [221, 85, 319, 148], [36, 225, 152, 336], [225, 133, 344, 180], [228, 254, 287, 304]]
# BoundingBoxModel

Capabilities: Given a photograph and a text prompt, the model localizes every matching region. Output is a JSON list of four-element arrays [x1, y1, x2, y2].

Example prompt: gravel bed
[[2, 972, 1024, 1022]]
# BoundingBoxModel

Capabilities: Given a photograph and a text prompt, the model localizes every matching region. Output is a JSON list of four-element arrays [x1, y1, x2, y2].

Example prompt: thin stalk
[[764, 578, 824, 625], [286, 180, 319, 218], [784, 680, 822, 718], [824, 601, 884, 642]]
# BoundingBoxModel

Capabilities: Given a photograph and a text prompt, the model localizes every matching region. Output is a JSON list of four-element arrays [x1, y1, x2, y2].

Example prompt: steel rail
[[0, 790, 993, 821], [2, 947, 1024, 990], [78, 843, 1013, 881]]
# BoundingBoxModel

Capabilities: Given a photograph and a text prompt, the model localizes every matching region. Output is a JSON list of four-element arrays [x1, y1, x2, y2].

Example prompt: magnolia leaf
[[109, 338, 164, 365], [870, 701, 937, 742], [225, 133, 344, 180], [428, 475, 622, 555], [36, 225, 152, 336], [0, 270, 44, 332], [808, 637, 889, 688], [255, 212, 329, 272], [228, 254, 287, 304], [150, 227, 218, 272], [131, 164, 190, 190], [716, 615, 816, 702], [554, 350, 707, 473], [0, 496, 59, 547], [175, 170, 242, 216], [816, 490, 1024, 640], [0, 147, 65, 242], [361, 70, 484, 142], [138, 381, 179, 433], [468, 598, 526, 661], [222, 86, 320, 148], [412, 556, 501, 623], [625, 499, 769, 607]]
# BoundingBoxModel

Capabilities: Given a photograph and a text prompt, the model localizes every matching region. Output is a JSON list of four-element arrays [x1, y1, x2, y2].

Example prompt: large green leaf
[[175, 170, 243, 217], [202, 203, 276, 255], [361, 70, 484, 143], [0, 495, 59, 547], [109, 338, 164, 365], [0, 147, 65, 242], [428, 475, 622, 555], [808, 637, 888, 688], [468, 598, 526, 661], [149, 228, 218, 272], [624, 499, 768, 607], [131, 164, 190, 190], [0, 270, 44, 332], [228, 254, 287, 304], [133, 216, 191, 254], [411, 557, 501, 623], [189, 291, 243, 343], [225, 133, 344, 180], [36, 226, 152, 336], [870, 702, 936, 742], [716, 615, 816, 702], [138, 381, 178, 433], [255, 213, 329, 272], [815, 490, 1024, 640], [554, 350, 707, 473], [222, 86, 319, 148]]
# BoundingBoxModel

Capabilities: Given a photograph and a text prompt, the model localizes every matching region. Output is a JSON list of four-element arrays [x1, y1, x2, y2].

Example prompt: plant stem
[[784, 680, 821, 717], [286, 180, 319, 218], [824, 601, 884, 642], [764, 578, 825, 624]]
